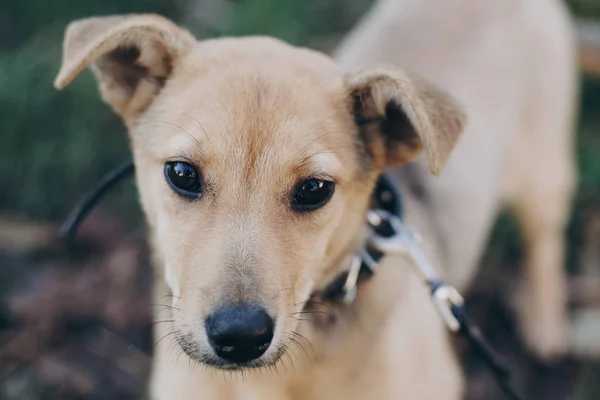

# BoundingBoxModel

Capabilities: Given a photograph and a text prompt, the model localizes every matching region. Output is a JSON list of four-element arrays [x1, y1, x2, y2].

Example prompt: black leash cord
[[59, 158, 135, 243], [451, 304, 525, 400]]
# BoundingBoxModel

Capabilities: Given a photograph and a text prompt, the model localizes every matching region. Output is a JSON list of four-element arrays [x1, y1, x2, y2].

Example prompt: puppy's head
[[56, 14, 465, 370]]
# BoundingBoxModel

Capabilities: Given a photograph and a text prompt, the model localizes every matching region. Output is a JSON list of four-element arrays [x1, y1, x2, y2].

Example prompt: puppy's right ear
[[54, 14, 195, 120]]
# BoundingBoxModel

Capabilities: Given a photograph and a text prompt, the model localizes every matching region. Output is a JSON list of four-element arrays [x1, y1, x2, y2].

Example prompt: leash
[[60, 161, 525, 400], [364, 209, 525, 400], [59, 159, 135, 243]]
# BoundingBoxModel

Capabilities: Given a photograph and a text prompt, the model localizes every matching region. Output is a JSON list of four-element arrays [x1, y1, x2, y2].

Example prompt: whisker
[[294, 129, 350, 159], [283, 345, 298, 373], [291, 331, 316, 360], [298, 145, 356, 167], [156, 294, 181, 302], [290, 310, 333, 317], [176, 348, 185, 365], [144, 304, 180, 311], [278, 352, 289, 375], [151, 319, 175, 327], [294, 131, 337, 160], [144, 120, 206, 156], [167, 339, 180, 358], [293, 300, 334, 313], [154, 330, 177, 349], [182, 113, 212, 144], [288, 335, 312, 363]]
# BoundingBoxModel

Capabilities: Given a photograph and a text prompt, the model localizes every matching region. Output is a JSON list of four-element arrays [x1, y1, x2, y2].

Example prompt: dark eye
[[292, 179, 335, 211], [164, 161, 203, 199]]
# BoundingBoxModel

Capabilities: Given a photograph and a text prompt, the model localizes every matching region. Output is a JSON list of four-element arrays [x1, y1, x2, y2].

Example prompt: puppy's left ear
[[347, 67, 466, 175]]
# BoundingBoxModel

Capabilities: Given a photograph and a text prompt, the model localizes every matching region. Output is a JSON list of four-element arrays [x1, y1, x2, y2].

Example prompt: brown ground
[[0, 212, 595, 400]]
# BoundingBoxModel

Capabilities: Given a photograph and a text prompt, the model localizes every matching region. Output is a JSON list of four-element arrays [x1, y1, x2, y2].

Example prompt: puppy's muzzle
[[205, 304, 274, 364]]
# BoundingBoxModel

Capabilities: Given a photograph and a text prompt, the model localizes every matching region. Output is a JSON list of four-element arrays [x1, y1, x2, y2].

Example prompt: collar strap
[[312, 171, 403, 304], [373, 171, 404, 221]]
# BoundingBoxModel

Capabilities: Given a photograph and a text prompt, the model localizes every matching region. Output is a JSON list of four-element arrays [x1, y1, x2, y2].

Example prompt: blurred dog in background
[[335, 0, 578, 361]]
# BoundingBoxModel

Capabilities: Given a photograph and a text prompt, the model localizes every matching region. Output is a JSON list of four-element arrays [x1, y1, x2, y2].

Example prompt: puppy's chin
[[175, 331, 286, 371]]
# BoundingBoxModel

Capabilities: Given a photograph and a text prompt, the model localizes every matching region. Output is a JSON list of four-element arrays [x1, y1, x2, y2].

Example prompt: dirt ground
[[0, 213, 597, 400]]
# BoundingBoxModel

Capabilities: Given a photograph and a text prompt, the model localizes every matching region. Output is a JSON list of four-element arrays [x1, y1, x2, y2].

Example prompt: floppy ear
[[54, 14, 195, 120], [347, 67, 466, 175]]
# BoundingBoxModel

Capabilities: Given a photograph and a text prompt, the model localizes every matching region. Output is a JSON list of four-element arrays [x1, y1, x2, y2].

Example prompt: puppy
[[55, 14, 466, 399], [334, 0, 578, 360]]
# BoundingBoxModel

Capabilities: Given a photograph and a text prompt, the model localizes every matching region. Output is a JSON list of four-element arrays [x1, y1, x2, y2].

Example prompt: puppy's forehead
[[141, 37, 357, 181]]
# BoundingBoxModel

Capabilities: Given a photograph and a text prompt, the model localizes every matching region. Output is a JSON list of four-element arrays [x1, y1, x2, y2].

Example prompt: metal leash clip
[[429, 283, 464, 332], [366, 209, 463, 332], [342, 255, 363, 303], [342, 248, 380, 304]]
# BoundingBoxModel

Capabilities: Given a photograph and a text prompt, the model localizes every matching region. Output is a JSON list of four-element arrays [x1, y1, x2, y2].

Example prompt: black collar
[[312, 171, 404, 303]]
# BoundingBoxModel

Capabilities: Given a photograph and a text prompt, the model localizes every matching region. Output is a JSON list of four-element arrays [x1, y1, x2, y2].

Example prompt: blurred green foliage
[[219, 0, 370, 45], [1, 0, 598, 226], [0, 0, 181, 221], [0, 0, 373, 222], [569, 0, 600, 18]]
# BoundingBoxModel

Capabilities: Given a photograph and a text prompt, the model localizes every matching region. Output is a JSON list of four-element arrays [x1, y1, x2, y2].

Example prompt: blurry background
[[0, 0, 599, 399]]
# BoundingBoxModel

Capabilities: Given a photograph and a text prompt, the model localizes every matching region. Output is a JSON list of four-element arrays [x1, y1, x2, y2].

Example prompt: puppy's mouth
[[175, 330, 287, 371]]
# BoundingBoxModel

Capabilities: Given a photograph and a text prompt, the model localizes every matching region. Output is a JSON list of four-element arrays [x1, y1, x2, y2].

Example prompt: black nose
[[205, 305, 274, 363]]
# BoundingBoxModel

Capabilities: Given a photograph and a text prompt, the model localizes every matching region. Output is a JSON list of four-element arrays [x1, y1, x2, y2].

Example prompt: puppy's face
[[136, 40, 375, 367], [56, 15, 464, 370]]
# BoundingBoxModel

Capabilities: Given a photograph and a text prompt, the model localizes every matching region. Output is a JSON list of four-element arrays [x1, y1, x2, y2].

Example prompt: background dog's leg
[[507, 86, 577, 361], [502, 9, 578, 359], [514, 185, 573, 361]]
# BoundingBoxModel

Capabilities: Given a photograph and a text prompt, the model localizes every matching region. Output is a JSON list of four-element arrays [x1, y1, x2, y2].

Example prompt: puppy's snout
[[205, 305, 274, 363]]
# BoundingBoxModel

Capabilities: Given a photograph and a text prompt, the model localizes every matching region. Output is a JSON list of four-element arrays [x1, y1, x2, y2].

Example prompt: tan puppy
[[55, 14, 467, 400], [335, 0, 578, 360]]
